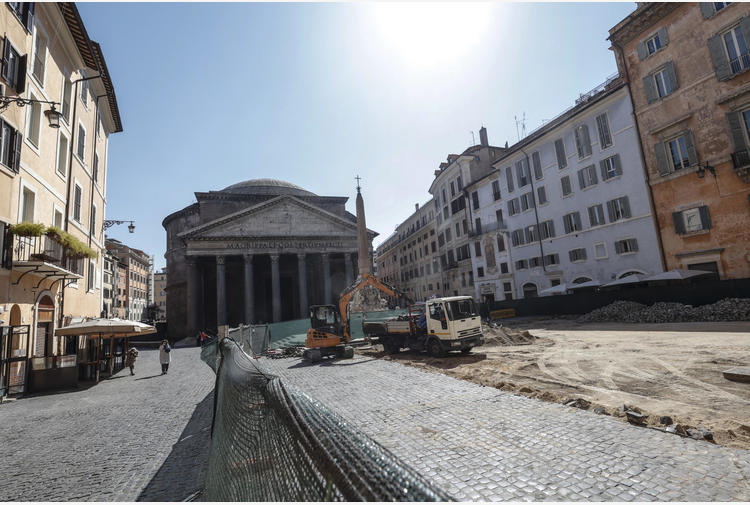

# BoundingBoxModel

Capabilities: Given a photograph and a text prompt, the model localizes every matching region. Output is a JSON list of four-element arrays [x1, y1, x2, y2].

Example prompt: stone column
[[344, 252, 354, 286], [243, 254, 254, 324], [216, 256, 227, 327], [297, 253, 308, 319], [187, 258, 199, 333], [270, 253, 281, 322], [321, 253, 332, 305]]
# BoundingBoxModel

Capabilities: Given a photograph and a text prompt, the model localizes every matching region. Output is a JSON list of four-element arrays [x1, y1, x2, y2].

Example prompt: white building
[[468, 78, 663, 301]]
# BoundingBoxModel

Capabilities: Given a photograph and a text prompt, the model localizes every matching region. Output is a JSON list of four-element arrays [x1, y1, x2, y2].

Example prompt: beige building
[[105, 239, 151, 321], [153, 268, 166, 320], [0, 3, 122, 395]]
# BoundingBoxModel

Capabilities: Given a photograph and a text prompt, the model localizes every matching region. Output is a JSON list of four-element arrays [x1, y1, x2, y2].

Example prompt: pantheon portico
[[162, 179, 376, 337]]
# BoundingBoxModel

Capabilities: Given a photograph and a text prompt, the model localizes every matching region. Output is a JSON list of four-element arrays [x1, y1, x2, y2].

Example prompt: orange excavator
[[303, 273, 406, 362]]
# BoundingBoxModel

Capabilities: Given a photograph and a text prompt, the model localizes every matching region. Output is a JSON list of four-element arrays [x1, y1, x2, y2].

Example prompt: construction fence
[[199, 337, 450, 501]]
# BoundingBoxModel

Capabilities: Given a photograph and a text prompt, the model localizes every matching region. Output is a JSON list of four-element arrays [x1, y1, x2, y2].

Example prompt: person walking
[[159, 339, 171, 374], [125, 347, 139, 376]]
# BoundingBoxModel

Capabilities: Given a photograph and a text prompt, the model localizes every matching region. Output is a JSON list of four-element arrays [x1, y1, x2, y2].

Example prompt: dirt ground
[[357, 318, 750, 450]]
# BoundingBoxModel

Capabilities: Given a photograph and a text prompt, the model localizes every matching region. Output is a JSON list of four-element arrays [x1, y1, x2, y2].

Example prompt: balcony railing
[[468, 219, 508, 237], [12, 234, 83, 274], [732, 149, 750, 169], [730, 53, 750, 75]]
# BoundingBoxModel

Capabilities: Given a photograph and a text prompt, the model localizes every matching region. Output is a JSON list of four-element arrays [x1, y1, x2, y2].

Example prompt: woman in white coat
[[159, 340, 171, 374]]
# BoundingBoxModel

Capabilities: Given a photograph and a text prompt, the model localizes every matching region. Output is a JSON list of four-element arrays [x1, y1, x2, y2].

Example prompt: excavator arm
[[339, 273, 409, 343]]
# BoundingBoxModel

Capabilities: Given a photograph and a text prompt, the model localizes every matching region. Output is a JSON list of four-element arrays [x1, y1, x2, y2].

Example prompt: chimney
[[479, 126, 488, 147], [415, 203, 419, 212]]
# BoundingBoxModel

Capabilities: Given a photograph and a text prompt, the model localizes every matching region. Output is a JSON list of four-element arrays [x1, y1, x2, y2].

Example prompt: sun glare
[[371, 3, 493, 67]]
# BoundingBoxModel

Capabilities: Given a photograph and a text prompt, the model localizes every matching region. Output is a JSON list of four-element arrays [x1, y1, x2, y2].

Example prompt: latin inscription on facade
[[224, 240, 347, 250]]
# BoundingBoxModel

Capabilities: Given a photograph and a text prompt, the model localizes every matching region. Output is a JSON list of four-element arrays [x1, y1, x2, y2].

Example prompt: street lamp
[[696, 162, 717, 179], [103, 220, 136, 234], [0, 95, 62, 128]]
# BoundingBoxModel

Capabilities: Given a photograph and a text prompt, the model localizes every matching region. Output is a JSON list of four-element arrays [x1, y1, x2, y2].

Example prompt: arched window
[[522, 283, 538, 299], [619, 270, 644, 279], [572, 277, 592, 284]]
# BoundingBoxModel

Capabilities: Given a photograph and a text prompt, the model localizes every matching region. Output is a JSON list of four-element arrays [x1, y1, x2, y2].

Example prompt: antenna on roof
[[515, 113, 526, 141]]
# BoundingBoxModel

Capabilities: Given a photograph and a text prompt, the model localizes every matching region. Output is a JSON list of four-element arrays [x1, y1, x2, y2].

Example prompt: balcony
[[11, 234, 83, 286], [730, 53, 750, 75], [468, 219, 508, 238]]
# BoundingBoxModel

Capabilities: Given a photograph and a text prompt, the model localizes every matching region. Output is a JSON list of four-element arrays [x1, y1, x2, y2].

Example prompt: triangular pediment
[[179, 195, 371, 239]]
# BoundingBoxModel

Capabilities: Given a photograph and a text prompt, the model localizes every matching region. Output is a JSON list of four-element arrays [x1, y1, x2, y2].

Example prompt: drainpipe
[[518, 147, 547, 272], [610, 39, 668, 272]]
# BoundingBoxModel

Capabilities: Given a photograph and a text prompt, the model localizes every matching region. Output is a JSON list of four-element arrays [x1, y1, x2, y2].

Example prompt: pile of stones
[[578, 298, 750, 323], [263, 345, 306, 359]]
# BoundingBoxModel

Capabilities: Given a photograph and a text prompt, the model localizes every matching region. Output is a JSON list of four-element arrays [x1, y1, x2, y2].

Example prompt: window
[[724, 25, 750, 74], [61, 77, 72, 123], [462, 219, 467, 234], [477, 267, 484, 278], [73, 183, 82, 223], [561, 175, 572, 196], [531, 151, 543, 179], [516, 159, 530, 187], [588, 204, 606, 227], [88, 260, 95, 291], [505, 166, 514, 192], [495, 209, 503, 225], [577, 164, 598, 189], [438, 232, 444, 247], [536, 185, 547, 205], [524, 225, 539, 243], [644, 61, 677, 103], [497, 235, 505, 252], [615, 238, 639, 255], [492, 180, 501, 200], [600, 154, 622, 180], [563, 212, 582, 233], [474, 218, 482, 234], [607, 196, 631, 222], [515, 259, 528, 270], [569, 248, 587, 262], [471, 191, 479, 210], [80, 79, 89, 107], [21, 186, 34, 222], [457, 175, 463, 191], [554, 138, 567, 169], [520, 191, 534, 211], [668, 135, 690, 171], [8, 3, 34, 31], [1, 36, 26, 93], [455, 222, 460, 237], [53, 208, 62, 228], [529, 256, 541, 268], [646, 33, 662, 54], [543, 253, 559, 266], [445, 228, 452, 242], [673, 206, 711, 234], [539, 220, 555, 240], [0, 119, 22, 172], [450, 196, 465, 215], [596, 113, 612, 149], [26, 92, 41, 147], [714, 2, 731, 12], [31, 27, 46, 85], [500, 262, 508, 274], [654, 67, 674, 98], [728, 109, 750, 167], [90, 204, 97, 238], [594, 242, 607, 259], [474, 241, 482, 257], [450, 181, 455, 197], [574, 124, 592, 159], [508, 198, 520, 216], [511, 229, 524, 247], [93, 152, 99, 183], [56, 131, 69, 177], [77, 123, 86, 161]]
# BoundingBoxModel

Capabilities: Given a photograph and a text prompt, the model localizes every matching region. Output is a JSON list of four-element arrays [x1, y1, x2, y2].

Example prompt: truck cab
[[424, 296, 484, 355]]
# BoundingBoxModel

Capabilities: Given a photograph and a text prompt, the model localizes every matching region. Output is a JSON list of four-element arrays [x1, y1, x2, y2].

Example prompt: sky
[[77, 2, 636, 270]]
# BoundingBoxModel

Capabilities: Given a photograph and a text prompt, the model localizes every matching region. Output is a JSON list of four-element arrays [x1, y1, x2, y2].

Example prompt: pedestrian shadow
[[133, 374, 163, 381], [136, 392, 214, 501]]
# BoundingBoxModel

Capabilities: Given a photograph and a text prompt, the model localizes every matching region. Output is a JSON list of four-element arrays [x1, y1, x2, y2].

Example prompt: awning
[[601, 273, 649, 288], [55, 318, 156, 337], [539, 283, 569, 295], [568, 279, 602, 290], [642, 269, 714, 282]]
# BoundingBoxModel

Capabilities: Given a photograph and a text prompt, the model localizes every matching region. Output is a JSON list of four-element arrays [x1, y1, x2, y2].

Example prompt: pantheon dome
[[162, 178, 376, 336]]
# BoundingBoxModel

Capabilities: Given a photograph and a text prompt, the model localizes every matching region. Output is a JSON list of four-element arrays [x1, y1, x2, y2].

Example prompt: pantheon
[[162, 179, 376, 337]]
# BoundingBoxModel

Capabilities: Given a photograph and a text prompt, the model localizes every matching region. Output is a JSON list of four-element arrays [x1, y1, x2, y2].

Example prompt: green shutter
[[665, 61, 678, 91], [699, 3, 715, 19], [708, 33, 732, 81], [643, 72, 658, 104], [727, 110, 748, 153], [654, 142, 670, 176], [685, 131, 699, 166], [637, 41, 648, 60], [657, 26, 669, 46]]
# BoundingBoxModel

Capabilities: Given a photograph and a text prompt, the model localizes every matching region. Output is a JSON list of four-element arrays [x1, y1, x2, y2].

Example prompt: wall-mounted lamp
[[0, 95, 62, 128], [103, 220, 135, 234], [696, 163, 716, 179]]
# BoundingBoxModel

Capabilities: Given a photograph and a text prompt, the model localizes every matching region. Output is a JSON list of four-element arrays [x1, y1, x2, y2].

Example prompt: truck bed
[[362, 319, 412, 336]]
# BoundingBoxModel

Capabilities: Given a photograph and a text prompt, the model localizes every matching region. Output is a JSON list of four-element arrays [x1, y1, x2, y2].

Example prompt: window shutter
[[507, 200, 513, 215], [685, 130, 698, 166], [537, 186, 546, 204], [554, 139, 566, 169], [548, 221, 555, 238], [699, 205, 712, 230], [582, 125, 592, 157], [1, 37, 10, 82], [741, 18, 750, 63], [614, 241, 623, 255], [672, 211, 686, 234], [607, 200, 616, 222], [708, 33, 732, 81], [643, 72, 658, 104], [577, 169, 585, 189], [665, 61, 678, 91], [563, 215, 571, 234], [600, 159, 609, 180], [505, 166, 514, 192], [12, 129, 22, 173], [657, 26, 669, 46], [654, 142, 670, 176], [16, 54, 26, 93], [516, 162, 523, 184], [532, 151, 542, 179], [589, 165, 598, 184], [574, 212, 582, 230], [588, 206, 596, 226], [699, 3, 715, 19], [24, 3, 35, 32], [637, 41, 648, 60], [613, 154, 623, 176], [630, 239, 639, 252], [621, 197, 631, 218], [727, 111, 748, 153]]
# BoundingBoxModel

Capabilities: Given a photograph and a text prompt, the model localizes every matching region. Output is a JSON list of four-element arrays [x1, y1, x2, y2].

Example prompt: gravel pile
[[578, 298, 750, 323]]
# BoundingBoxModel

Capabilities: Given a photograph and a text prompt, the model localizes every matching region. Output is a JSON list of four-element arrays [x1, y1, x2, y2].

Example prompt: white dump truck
[[361, 296, 484, 356]]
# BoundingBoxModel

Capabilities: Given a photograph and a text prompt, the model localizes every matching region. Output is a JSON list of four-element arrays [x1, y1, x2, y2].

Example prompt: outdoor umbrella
[[601, 273, 650, 288], [55, 318, 157, 337], [568, 279, 602, 290], [539, 283, 569, 295], [642, 269, 714, 282]]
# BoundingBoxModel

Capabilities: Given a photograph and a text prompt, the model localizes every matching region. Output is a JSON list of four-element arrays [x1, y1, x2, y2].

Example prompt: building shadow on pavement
[[136, 391, 214, 501]]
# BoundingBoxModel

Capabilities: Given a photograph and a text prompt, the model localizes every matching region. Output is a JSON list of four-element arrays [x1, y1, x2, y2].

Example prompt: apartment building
[[0, 3, 122, 394], [609, 2, 750, 278], [428, 128, 506, 298], [101, 249, 119, 317], [105, 238, 151, 321], [153, 267, 166, 320], [469, 79, 663, 300]]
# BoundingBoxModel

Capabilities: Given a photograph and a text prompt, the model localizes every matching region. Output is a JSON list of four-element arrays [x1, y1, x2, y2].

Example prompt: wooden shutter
[[12, 129, 22, 173], [727, 111, 748, 153], [629, 239, 639, 252], [613, 154, 623, 176], [699, 3, 715, 19], [654, 142, 670, 176], [685, 131, 698, 166], [554, 139, 567, 168], [708, 33, 732, 81], [532, 151, 542, 179], [657, 26, 669, 46], [621, 197, 631, 218], [742, 18, 750, 63], [643, 72, 658, 104], [588, 206, 596, 226], [582, 125, 592, 157], [699, 205, 712, 229], [577, 169, 585, 189], [505, 166, 514, 192], [665, 61, 678, 92], [16, 54, 26, 93], [672, 211, 686, 234], [614, 241, 623, 255], [24, 3, 35, 32], [574, 212, 582, 231], [607, 200, 616, 222], [599, 159, 609, 180], [1, 37, 10, 83], [637, 41, 648, 60], [589, 165, 598, 185], [1, 221, 12, 269], [563, 215, 571, 234]]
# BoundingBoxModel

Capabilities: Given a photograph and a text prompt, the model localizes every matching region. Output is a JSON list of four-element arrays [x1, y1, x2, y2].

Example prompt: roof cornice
[[608, 3, 682, 46], [57, 3, 98, 70], [91, 41, 123, 133]]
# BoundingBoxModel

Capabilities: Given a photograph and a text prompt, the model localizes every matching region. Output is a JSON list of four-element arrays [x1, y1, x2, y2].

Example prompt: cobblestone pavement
[[0, 346, 214, 501], [261, 355, 750, 501]]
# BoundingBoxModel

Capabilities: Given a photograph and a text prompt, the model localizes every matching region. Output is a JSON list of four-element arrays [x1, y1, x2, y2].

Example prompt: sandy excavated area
[[358, 319, 750, 450]]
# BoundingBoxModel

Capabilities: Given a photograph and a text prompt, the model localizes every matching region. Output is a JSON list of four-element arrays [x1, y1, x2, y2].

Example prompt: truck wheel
[[461, 347, 473, 354], [427, 338, 444, 358], [384, 339, 400, 354]]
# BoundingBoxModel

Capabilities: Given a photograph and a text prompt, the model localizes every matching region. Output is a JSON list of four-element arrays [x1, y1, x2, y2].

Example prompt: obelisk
[[356, 175, 371, 275]]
